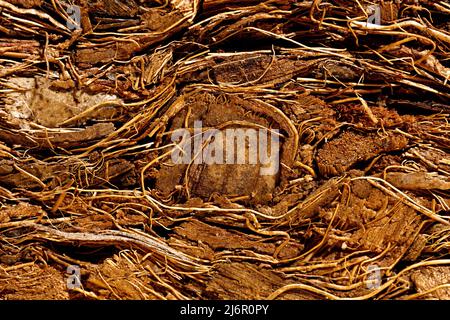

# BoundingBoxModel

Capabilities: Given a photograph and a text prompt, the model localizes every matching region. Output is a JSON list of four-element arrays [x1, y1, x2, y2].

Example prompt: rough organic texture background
[[0, 0, 449, 300]]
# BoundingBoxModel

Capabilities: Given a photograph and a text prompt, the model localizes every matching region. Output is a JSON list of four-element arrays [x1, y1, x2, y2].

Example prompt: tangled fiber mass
[[0, 0, 449, 299]]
